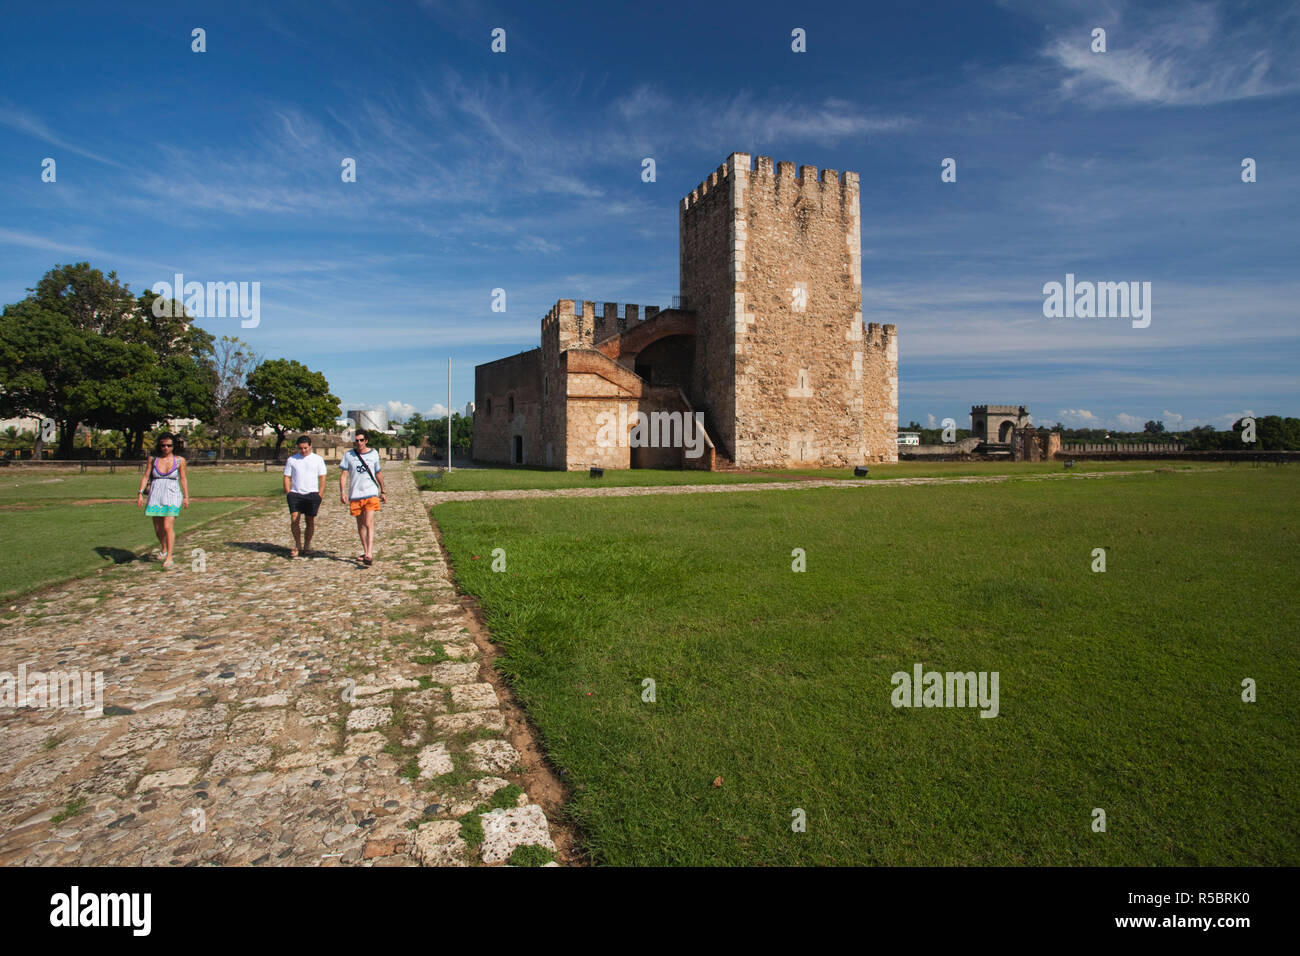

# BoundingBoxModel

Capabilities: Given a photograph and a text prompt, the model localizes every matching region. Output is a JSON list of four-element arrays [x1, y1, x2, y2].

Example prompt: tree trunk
[[57, 420, 77, 458]]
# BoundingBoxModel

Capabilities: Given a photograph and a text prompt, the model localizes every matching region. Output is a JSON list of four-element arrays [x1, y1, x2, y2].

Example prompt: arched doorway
[[629, 333, 695, 387]]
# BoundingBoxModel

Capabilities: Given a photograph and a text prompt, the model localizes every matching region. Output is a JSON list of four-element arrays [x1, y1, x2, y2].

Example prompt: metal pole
[[447, 357, 452, 472]]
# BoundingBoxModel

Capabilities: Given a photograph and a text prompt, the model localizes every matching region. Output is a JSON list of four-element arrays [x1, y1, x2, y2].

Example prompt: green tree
[[1184, 424, 1223, 451], [0, 264, 215, 458], [429, 413, 473, 456], [398, 412, 429, 446], [0, 298, 93, 456], [1143, 420, 1165, 435], [245, 359, 340, 456], [1253, 415, 1292, 450], [207, 336, 257, 459], [100, 289, 215, 457]]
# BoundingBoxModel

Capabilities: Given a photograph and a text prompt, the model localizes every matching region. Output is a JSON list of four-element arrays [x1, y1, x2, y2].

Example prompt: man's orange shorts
[[349, 496, 381, 516]]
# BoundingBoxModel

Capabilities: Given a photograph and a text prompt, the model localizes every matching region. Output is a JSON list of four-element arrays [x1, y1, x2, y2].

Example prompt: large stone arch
[[595, 310, 697, 369], [971, 405, 1030, 446]]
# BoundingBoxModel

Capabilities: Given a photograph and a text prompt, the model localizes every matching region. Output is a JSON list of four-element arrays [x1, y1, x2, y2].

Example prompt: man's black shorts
[[287, 492, 322, 516]]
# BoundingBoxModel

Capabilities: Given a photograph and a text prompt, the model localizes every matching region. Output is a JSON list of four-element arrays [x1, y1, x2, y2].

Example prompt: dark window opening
[[513, 435, 523, 464]]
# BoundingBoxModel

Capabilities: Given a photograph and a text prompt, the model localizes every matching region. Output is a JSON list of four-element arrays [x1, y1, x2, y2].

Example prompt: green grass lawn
[[760, 460, 1223, 480], [0, 466, 284, 503], [0, 468, 280, 598], [414, 465, 785, 492], [435, 467, 1300, 865], [414, 458, 1224, 493]]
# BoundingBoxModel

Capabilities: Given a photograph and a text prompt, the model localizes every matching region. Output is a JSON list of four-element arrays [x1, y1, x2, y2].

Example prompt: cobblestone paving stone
[[420, 468, 1173, 506], [0, 463, 557, 867]]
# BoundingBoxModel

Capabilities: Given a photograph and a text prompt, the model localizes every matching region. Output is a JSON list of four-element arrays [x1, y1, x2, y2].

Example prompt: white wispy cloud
[[386, 401, 418, 422], [1113, 412, 1145, 429], [1037, 1, 1300, 106], [614, 84, 915, 150], [0, 105, 129, 168], [1057, 408, 1102, 426]]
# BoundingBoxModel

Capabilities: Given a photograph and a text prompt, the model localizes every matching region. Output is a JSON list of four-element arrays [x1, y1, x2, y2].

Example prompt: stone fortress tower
[[472, 152, 899, 470]]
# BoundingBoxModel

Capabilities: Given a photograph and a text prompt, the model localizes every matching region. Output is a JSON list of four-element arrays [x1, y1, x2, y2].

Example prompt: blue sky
[[2, 0, 1296, 431]]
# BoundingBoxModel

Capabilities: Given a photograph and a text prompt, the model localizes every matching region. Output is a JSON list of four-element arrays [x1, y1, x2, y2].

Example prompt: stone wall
[[679, 159, 739, 458], [679, 152, 896, 468], [1011, 427, 1049, 461], [472, 349, 543, 465]]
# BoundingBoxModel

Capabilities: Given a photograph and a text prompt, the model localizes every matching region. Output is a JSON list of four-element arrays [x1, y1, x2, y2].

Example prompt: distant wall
[[905, 437, 982, 457], [1061, 441, 1186, 453]]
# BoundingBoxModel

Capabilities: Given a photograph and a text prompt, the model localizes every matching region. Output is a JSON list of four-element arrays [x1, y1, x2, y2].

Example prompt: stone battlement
[[541, 299, 661, 329], [541, 300, 663, 349], [865, 322, 898, 349], [680, 152, 861, 212], [972, 404, 1026, 414]]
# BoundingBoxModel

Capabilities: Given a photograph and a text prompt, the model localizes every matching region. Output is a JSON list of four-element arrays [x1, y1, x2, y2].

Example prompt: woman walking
[[137, 433, 189, 568]]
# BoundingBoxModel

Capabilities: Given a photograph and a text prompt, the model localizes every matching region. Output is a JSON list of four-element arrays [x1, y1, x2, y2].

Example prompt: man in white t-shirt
[[283, 435, 328, 558], [339, 429, 386, 566]]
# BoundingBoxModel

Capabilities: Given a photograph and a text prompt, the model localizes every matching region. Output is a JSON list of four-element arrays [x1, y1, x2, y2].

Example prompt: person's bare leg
[[290, 512, 302, 556], [364, 510, 376, 559], [162, 517, 176, 566], [355, 514, 367, 559], [303, 514, 316, 553], [152, 516, 167, 557]]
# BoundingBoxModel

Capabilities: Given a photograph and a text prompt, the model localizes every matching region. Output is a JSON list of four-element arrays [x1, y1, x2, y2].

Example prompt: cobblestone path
[[0, 463, 558, 866], [421, 468, 1176, 505]]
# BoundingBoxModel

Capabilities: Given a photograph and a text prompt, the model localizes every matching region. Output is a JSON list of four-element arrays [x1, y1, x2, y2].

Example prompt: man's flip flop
[[363, 555, 373, 566]]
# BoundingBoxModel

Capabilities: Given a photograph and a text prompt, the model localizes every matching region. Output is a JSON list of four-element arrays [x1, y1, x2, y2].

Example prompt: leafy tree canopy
[[245, 358, 341, 456]]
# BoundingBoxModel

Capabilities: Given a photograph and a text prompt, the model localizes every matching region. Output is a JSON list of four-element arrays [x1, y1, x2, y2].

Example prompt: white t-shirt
[[284, 452, 328, 494], [340, 448, 382, 499]]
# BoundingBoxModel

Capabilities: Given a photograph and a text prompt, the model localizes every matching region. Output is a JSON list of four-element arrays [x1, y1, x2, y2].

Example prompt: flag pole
[[447, 357, 452, 473]]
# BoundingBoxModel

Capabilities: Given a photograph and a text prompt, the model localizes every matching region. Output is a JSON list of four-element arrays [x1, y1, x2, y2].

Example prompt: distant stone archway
[[971, 405, 1030, 446]]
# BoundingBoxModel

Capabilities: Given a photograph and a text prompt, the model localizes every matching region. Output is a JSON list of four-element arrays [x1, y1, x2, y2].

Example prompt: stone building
[[473, 152, 899, 470], [971, 405, 1031, 446]]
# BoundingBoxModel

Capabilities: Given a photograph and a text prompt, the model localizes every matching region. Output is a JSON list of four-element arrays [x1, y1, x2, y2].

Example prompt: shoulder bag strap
[[351, 449, 377, 485]]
